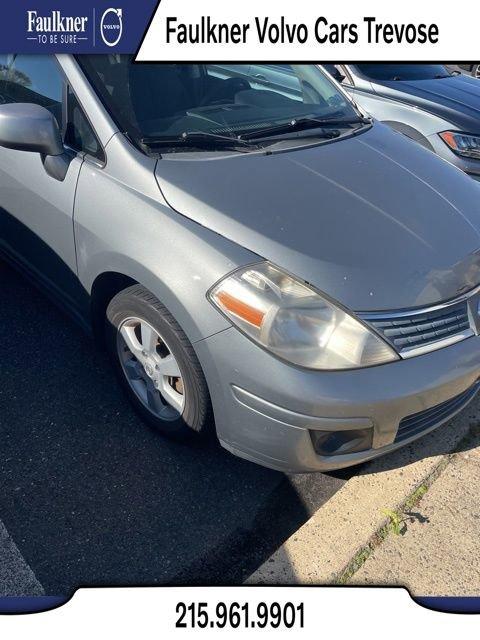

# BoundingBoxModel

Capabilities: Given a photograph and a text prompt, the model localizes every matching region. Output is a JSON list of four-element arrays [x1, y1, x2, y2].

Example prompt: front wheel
[[105, 285, 213, 439], [472, 64, 480, 79]]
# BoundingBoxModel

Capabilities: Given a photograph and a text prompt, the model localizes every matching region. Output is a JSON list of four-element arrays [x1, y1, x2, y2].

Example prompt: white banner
[[0, 587, 478, 637], [136, 0, 479, 61]]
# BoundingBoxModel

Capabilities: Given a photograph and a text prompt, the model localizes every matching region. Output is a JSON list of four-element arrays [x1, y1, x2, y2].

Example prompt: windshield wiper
[[238, 116, 370, 141], [309, 116, 372, 126], [140, 131, 258, 152]]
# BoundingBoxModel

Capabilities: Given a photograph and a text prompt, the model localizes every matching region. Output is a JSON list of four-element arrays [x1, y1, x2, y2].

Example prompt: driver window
[[65, 87, 105, 162]]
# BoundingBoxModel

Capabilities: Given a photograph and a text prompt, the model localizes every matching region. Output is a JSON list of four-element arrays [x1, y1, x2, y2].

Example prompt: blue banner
[[0, 0, 158, 53]]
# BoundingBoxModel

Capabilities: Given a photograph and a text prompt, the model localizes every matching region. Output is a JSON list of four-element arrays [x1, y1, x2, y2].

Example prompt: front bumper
[[195, 328, 480, 473]]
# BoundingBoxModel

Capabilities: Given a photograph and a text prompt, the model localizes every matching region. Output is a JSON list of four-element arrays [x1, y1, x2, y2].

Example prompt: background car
[[456, 63, 480, 79], [322, 64, 480, 181]]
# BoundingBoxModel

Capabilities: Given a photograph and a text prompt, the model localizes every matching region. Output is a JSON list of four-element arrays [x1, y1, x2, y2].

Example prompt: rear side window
[[65, 88, 105, 162], [0, 55, 63, 128]]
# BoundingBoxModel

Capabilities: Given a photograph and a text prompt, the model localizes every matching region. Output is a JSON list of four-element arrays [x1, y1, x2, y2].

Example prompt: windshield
[[77, 58, 360, 151], [354, 64, 452, 81]]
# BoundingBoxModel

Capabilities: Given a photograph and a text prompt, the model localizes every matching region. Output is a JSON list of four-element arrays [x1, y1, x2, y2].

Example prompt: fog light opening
[[310, 427, 373, 456]]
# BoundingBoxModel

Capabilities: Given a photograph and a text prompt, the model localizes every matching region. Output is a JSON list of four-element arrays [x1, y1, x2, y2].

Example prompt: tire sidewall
[[105, 289, 208, 438]]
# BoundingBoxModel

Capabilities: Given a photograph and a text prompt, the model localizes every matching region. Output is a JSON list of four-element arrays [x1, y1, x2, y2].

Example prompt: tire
[[105, 284, 213, 440], [473, 64, 480, 79]]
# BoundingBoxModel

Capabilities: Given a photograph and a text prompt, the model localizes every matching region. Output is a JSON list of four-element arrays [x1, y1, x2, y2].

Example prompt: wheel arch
[[381, 120, 435, 152], [90, 271, 139, 346], [87, 256, 232, 349]]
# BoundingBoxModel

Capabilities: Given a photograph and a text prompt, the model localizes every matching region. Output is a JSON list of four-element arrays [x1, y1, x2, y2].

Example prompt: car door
[[0, 55, 85, 315]]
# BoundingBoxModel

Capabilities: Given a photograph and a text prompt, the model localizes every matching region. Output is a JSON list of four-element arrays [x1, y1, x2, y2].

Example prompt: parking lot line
[[0, 520, 44, 596]]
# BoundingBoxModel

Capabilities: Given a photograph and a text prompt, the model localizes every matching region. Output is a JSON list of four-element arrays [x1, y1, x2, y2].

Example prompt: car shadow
[[5, 257, 472, 595], [0, 260, 346, 595]]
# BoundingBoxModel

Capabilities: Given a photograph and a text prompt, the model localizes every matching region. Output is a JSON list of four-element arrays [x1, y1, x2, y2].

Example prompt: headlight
[[439, 131, 480, 159], [209, 262, 398, 370]]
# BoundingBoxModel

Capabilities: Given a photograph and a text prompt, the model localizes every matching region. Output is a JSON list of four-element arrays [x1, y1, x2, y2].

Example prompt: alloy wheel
[[117, 317, 185, 420]]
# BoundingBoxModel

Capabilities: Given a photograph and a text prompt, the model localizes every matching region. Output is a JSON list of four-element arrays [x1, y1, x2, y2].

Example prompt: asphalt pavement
[[0, 259, 348, 596]]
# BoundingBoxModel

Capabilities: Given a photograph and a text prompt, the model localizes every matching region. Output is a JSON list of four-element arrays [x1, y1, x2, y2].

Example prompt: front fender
[[74, 149, 258, 344]]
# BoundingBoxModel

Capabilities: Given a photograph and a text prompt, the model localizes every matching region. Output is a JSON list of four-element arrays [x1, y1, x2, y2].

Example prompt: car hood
[[155, 124, 480, 312], [372, 75, 480, 132]]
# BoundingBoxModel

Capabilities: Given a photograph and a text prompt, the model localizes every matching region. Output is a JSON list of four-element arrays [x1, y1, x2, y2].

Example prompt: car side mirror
[[0, 103, 71, 181]]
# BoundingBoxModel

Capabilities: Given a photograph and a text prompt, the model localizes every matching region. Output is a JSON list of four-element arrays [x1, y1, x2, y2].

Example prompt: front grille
[[363, 300, 472, 356], [395, 382, 480, 443]]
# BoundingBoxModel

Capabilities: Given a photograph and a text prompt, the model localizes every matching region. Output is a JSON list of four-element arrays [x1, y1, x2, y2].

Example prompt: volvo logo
[[100, 8, 123, 47]]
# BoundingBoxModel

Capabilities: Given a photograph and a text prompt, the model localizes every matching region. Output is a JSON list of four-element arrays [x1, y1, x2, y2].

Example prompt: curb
[[245, 396, 480, 585]]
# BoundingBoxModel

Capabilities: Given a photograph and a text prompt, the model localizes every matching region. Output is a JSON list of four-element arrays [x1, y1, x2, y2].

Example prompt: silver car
[[322, 64, 480, 181], [1, 57, 480, 473]]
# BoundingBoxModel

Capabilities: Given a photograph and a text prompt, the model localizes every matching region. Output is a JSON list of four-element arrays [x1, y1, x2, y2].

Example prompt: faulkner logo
[[100, 8, 123, 46], [27, 10, 89, 44]]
